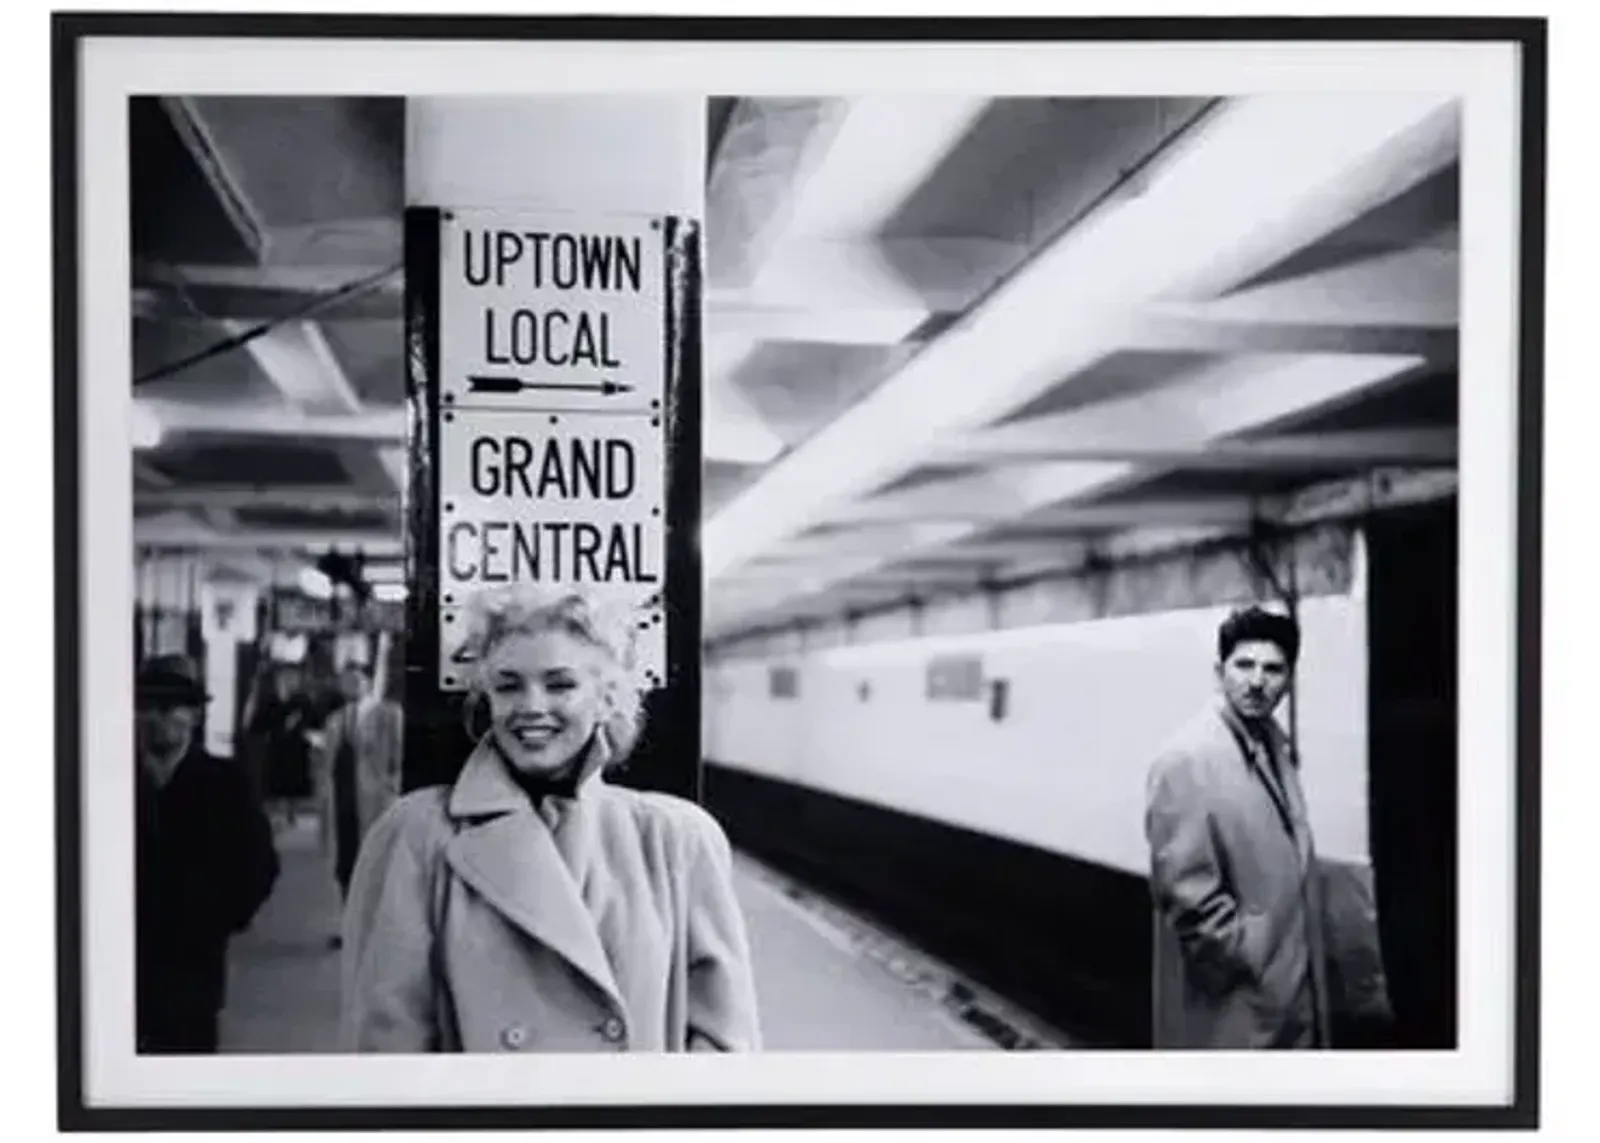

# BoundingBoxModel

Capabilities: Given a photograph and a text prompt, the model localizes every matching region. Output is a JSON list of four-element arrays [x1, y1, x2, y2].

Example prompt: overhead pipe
[[132, 261, 402, 388]]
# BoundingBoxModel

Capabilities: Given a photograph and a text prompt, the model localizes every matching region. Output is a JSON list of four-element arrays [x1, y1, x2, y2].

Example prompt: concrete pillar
[[402, 96, 706, 799]]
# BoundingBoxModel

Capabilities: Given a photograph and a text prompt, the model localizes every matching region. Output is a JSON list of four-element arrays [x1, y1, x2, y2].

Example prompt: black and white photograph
[[56, 14, 1542, 1132]]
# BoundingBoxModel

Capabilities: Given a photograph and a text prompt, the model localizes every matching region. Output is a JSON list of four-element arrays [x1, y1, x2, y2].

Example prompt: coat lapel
[[1217, 705, 1302, 855], [1272, 730, 1316, 867], [442, 742, 624, 1012]]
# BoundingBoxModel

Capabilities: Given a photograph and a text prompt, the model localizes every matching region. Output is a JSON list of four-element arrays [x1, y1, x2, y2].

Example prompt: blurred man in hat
[[135, 654, 280, 1054]]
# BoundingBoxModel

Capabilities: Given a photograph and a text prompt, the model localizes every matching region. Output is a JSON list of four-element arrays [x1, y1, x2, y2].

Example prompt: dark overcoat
[[136, 747, 280, 1053]]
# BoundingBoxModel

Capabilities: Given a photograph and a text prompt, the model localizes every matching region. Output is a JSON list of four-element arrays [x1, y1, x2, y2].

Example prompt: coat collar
[[1214, 700, 1312, 861], [446, 730, 614, 820], [441, 733, 626, 1012]]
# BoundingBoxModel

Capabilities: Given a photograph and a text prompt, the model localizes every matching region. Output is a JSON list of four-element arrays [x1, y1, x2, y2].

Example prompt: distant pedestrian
[[247, 663, 317, 829], [318, 663, 402, 945]]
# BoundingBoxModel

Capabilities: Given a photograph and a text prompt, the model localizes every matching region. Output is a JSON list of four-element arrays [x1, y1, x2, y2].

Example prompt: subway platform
[[217, 813, 1065, 1054]]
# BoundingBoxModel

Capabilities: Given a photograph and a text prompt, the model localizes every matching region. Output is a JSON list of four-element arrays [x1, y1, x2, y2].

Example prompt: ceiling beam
[[1157, 245, 1459, 331], [137, 259, 403, 295], [725, 235, 1024, 325], [138, 399, 404, 443], [155, 98, 382, 426], [262, 216, 404, 268], [936, 427, 1458, 469], [158, 97, 269, 260], [775, 96, 990, 241], [703, 93, 1461, 587], [225, 317, 367, 420], [933, 349, 1436, 467], [824, 467, 1124, 526], [706, 97, 848, 290], [135, 485, 399, 511], [708, 295, 931, 348], [702, 95, 991, 477], [1124, 309, 1456, 360], [133, 516, 402, 557]]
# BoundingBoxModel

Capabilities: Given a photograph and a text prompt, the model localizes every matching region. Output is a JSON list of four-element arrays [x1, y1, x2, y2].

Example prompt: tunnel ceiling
[[130, 94, 1461, 637]]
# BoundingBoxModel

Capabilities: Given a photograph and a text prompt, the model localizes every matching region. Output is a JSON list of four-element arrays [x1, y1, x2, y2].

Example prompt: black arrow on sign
[[467, 375, 634, 396]]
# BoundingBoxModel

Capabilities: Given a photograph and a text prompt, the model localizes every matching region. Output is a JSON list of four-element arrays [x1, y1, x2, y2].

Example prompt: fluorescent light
[[131, 403, 164, 451], [702, 93, 1460, 583], [298, 566, 333, 600]]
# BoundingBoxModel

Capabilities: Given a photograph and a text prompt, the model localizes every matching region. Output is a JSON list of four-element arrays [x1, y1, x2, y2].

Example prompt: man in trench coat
[[1144, 605, 1331, 1049], [318, 664, 403, 915]]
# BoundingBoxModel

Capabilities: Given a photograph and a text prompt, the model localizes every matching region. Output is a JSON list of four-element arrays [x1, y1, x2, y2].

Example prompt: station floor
[[218, 814, 995, 1053]]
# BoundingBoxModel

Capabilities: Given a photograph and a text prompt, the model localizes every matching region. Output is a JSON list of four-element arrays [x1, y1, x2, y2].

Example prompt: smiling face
[[481, 627, 609, 778], [1217, 638, 1292, 724]]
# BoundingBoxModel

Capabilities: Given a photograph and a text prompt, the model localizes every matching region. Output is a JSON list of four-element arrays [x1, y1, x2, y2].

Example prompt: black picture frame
[[56, 12, 1546, 1132]]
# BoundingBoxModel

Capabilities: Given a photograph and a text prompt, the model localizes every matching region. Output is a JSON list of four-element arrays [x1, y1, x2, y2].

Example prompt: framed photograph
[[56, 12, 1544, 1131]]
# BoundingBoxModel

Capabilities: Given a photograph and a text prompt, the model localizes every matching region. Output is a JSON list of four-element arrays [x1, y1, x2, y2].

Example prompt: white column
[[406, 96, 703, 217], [404, 93, 704, 648]]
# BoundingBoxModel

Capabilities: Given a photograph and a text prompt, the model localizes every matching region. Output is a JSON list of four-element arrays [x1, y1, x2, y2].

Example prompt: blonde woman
[[339, 586, 761, 1053]]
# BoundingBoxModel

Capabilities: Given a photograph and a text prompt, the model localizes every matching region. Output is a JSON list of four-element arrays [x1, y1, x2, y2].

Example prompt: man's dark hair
[[1217, 605, 1301, 667]]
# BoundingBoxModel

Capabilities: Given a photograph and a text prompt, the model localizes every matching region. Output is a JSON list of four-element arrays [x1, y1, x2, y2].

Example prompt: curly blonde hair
[[458, 584, 648, 745]]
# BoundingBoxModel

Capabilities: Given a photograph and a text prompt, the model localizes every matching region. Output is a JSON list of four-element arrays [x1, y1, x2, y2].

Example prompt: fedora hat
[[136, 654, 210, 706]]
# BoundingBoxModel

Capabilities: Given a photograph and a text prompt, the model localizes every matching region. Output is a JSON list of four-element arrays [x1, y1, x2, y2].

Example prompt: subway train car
[[703, 501, 1456, 1049]]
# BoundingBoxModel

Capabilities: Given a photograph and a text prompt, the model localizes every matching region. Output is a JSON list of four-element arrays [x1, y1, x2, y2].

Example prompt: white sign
[[436, 408, 666, 691], [439, 207, 665, 415], [203, 644, 238, 759]]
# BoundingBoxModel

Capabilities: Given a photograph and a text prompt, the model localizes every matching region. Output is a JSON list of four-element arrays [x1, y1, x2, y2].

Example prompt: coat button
[[599, 1016, 625, 1043], [501, 1025, 528, 1049]]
